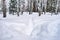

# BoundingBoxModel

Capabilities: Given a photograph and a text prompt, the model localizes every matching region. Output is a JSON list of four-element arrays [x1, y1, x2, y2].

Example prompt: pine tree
[[9, 0, 17, 15]]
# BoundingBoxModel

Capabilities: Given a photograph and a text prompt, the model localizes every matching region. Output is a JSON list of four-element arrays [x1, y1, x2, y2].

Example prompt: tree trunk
[[55, 0, 58, 15], [2, 0, 6, 18], [17, 0, 20, 16], [29, 0, 32, 14]]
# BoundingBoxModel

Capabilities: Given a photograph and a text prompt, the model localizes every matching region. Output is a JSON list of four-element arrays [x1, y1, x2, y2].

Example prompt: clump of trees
[[46, 0, 59, 15], [9, 0, 17, 15], [1, 0, 60, 18]]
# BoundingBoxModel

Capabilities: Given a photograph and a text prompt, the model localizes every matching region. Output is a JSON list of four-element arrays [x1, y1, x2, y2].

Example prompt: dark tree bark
[[29, 0, 32, 14], [2, 0, 6, 18], [33, 1, 37, 12]]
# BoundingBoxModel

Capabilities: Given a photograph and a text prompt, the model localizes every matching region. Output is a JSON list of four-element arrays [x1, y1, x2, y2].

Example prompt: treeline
[[1, 0, 60, 18]]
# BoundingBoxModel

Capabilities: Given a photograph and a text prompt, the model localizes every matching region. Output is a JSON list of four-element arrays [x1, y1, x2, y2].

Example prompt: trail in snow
[[0, 12, 60, 40], [30, 13, 60, 40]]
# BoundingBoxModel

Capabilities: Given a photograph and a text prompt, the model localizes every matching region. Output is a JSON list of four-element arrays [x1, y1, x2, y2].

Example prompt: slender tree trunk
[[29, 0, 32, 14], [21, 4, 25, 15], [55, 0, 58, 15], [2, 0, 6, 18], [44, 5, 46, 15], [33, 1, 36, 12], [17, 0, 20, 16]]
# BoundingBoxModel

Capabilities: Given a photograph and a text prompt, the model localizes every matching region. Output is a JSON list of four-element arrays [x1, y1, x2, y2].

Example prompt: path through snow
[[0, 12, 60, 40]]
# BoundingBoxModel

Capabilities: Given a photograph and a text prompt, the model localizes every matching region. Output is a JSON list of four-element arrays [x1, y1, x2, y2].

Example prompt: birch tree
[[29, 0, 33, 14], [37, 0, 42, 16], [42, 0, 47, 14], [17, 0, 20, 16], [55, 0, 59, 15], [20, 0, 25, 15]]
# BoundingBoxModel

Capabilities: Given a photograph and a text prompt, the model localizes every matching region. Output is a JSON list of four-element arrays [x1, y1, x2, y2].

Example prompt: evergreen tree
[[46, 0, 56, 13], [9, 0, 17, 15]]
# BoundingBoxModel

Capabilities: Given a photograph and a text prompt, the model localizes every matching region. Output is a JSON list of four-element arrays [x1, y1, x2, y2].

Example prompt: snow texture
[[0, 12, 60, 40]]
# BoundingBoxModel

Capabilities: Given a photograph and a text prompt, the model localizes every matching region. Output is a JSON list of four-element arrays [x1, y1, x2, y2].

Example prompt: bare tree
[[55, 0, 59, 15], [17, 0, 20, 16], [2, 0, 6, 18], [38, 0, 42, 16], [33, 0, 36, 12], [29, 0, 33, 14], [42, 0, 47, 14], [21, 1, 25, 15]]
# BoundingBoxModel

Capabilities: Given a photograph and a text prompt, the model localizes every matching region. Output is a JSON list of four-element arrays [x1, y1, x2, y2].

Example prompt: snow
[[0, 12, 60, 40]]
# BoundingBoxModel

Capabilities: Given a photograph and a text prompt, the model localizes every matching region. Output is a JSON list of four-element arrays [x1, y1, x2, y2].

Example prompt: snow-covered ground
[[0, 12, 60, 40]]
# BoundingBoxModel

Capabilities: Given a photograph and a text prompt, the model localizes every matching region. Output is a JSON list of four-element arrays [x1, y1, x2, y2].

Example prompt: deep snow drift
[[0, 12, 60, 40]]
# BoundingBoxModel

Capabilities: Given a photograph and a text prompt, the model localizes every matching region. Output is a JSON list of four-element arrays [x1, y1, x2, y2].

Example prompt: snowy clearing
[[0, 12, 60, 40]]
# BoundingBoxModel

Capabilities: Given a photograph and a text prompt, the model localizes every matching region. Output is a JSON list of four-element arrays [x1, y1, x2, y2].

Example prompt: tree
[[29, 0, 33, 14], [42, 0, 47, 14], [9, 0, 17, 15], [2, 0, 6, 18], [17, 0, 20, 16], [46, 0, 56, 12], [33, 0, 36, 12], [19, 0, 25, 15], [37, 0, 42, 16], [55, 0, 58, 15]]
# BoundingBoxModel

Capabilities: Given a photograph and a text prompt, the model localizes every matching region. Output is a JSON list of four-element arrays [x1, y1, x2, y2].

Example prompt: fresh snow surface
[[0, 12, 60, 40]]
